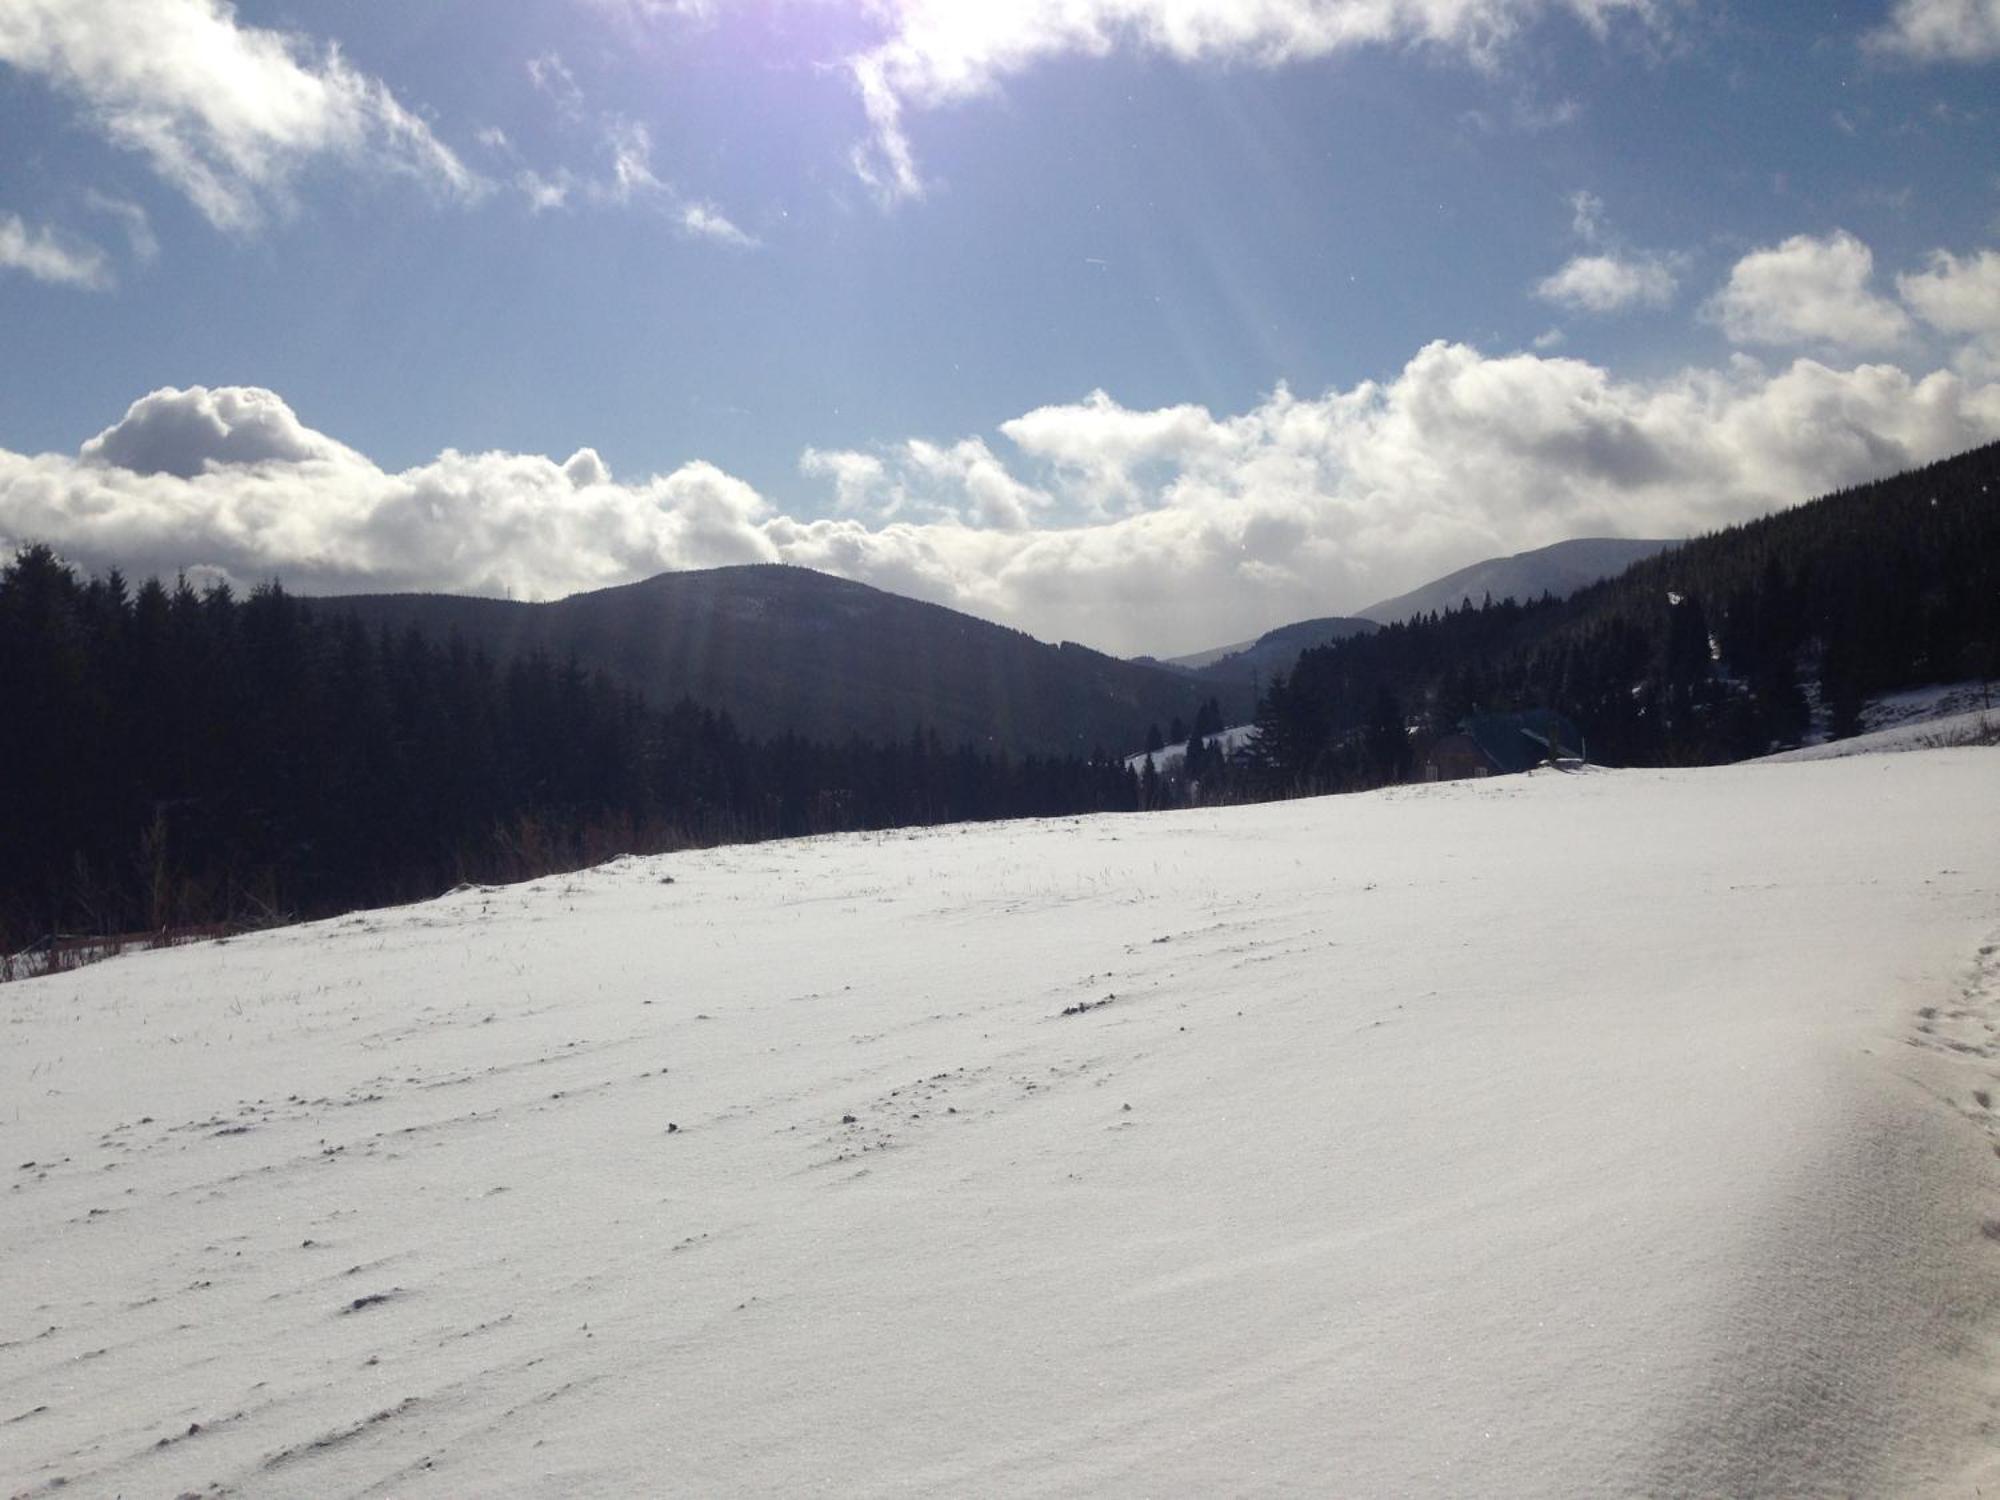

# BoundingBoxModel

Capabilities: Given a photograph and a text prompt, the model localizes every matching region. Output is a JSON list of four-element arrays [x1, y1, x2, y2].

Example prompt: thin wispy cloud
[[680, 202, 757, 247], [0, 211, 111, 289], [527, 52, 586, 119], [479, 106, 753, 241], [83, 191, 157, 265], [584, 118, 756, 243]]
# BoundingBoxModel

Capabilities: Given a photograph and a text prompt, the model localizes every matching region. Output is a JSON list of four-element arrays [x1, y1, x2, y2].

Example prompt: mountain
[[1358, 536, 1678, 624], [1168, 616, 1379, 690], [1153, 537, 1671, 690], [319, 563, 1249, 759]]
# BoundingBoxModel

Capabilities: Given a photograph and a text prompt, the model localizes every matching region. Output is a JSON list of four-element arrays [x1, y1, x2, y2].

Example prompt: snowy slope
[[1764, 707, 1999, 763], [6, 753, 2000, 1497], [1123, 722, 1259, 773]]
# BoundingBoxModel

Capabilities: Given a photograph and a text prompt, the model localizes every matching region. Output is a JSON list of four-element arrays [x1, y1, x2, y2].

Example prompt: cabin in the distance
[[1426, 710, 1585, 781]]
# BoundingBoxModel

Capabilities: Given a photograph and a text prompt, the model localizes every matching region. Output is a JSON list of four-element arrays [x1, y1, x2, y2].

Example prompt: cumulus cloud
[[902, 437, 1052, 531], [800, 448, 891, 515], [78, 386, 360, 477], [1898, 247, 2000, 375], [3, 385, 777, 599], [1536, 253, 1678, 313], [842, 0, 1662, 202], [1000, 390, 1224, 514], [1866, 0, 2000, 61], [0, 0, 483, 231], [0, 212, 111, 288], [6, 352, 1998, 657], [1704, 231, 1912, 351], [1535, 189, 1679, 314], [802, 438, 1051, 529]]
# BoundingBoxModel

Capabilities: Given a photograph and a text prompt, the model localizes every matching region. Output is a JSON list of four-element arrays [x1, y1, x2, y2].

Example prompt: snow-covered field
[[6, 751, 2000, 1497]]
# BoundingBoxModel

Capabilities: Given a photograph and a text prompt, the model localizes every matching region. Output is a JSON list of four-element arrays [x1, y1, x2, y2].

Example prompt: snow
[[1124, 722, 1259, 773], [1860, 680, 1997, 734], [6, 750, 2000, 1497], [1764, 705, 1999, 763]]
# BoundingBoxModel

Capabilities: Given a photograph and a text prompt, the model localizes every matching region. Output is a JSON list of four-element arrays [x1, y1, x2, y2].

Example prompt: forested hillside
[[1233, 442, 1999, 794], [0, 550, 1136, 951], [322, 564, 1246, 760]]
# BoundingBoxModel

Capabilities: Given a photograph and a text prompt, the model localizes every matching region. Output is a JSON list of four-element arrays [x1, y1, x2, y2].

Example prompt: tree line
[[0, 546, 1139, 953]]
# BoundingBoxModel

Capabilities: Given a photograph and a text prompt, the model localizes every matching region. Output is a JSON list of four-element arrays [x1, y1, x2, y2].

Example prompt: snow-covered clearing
[[1124, 722, 1258, 773], [6, 751, 2000, 1497]]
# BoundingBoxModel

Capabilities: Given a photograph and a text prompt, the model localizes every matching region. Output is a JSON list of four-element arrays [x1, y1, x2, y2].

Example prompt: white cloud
[[1866, 0, 2000, 62], [8, 353, 1998, 657], [0, 212, 111, 288], [0, 0, 483, 231], [842, 0, 1662, 202], [79, 385, 359, 477], [1536, 252, 1678, 312], [1898, 247, 2000, 335], [902, 437, 1052, 531], [3, 385, 777, 599], [800, 448, 891, 515], [802, 438, 1051, 528], [1000, 389, 1219, 514], [1704, 231, 1912, 351], [1534, 190, 1679, 315], [1900, 247, 2000, 376]]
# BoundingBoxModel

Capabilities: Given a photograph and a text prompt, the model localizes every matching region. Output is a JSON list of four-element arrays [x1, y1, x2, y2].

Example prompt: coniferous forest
[[0, 547, 1138, 953], [4, 440, 1997, 955]]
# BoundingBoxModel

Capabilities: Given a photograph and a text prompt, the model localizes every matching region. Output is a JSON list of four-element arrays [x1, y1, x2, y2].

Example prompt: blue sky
[[3, 0, 1999, 654]]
